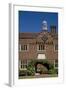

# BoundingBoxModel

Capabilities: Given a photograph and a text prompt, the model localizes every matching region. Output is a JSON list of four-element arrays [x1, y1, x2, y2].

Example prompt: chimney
[[50, 26, 56, 33]]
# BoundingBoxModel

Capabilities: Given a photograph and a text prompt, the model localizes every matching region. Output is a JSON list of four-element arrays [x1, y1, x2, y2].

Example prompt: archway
[[35, 61, 50, 74]]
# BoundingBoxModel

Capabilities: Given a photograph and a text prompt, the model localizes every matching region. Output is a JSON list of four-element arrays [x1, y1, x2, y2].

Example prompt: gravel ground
[[19, 74, 58, 79]]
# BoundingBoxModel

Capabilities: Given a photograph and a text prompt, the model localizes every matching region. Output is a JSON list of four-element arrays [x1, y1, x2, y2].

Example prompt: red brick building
[[19, 21, 58, 75]]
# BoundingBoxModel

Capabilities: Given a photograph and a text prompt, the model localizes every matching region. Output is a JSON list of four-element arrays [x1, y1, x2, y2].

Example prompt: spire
[[42, 20, 48, 31]]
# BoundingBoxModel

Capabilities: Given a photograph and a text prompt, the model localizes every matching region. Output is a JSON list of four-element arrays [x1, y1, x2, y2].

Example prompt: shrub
[[27, 61, 35, 76], [49, 63, 54, 70], [27, 59, 57, 75], [19, 70, 27, 76], [55, 69, 58, 74], [48, 69, 58, 74]]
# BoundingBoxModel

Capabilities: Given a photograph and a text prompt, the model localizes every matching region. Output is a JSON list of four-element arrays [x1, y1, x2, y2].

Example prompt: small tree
[[27, 60, 35, 76]]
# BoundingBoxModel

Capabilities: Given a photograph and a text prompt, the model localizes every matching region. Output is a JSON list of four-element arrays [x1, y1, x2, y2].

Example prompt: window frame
[[19, 44, 29, 52], [19, 60, 28, 70], [37, 44, 46, 51]]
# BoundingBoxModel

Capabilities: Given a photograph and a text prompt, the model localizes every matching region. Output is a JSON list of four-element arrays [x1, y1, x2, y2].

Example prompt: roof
[[19, 32, 39, 39], [19, 32, 58, 40], [50, 33, 58, 40]]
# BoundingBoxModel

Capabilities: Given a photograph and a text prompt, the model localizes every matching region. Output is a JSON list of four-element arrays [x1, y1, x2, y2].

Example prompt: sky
[[19, 11, 58, 33]]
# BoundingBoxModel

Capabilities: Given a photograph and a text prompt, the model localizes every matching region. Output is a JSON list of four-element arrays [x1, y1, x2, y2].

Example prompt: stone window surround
[[37, 44, 46, 51], [19, 60, 28, 70], [19, 44, 29, 52]]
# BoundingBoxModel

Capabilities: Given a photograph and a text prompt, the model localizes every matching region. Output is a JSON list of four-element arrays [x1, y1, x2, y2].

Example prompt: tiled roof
[[19, 32, 39, 39], [19, 32, 58, 40]]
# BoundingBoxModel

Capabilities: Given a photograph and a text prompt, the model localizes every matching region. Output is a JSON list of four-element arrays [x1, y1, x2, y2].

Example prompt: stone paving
[[19, 74, 58, 79]]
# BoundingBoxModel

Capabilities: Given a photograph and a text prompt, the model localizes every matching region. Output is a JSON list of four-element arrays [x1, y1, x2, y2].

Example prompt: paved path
[[19, 74, 58, 79]]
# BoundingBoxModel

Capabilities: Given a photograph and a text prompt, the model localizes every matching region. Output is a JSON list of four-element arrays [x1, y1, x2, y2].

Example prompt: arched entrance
[[35, 61, 50, 74]]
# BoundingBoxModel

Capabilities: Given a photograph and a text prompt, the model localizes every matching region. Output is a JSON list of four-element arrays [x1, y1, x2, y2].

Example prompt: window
[[19, 60, 28, 70], [21, 45, 27, 50], [37, 44, 45, 51], [54, 60, 58, 69], [54, 44, 58, 51], [19, 44, 29, 51]]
